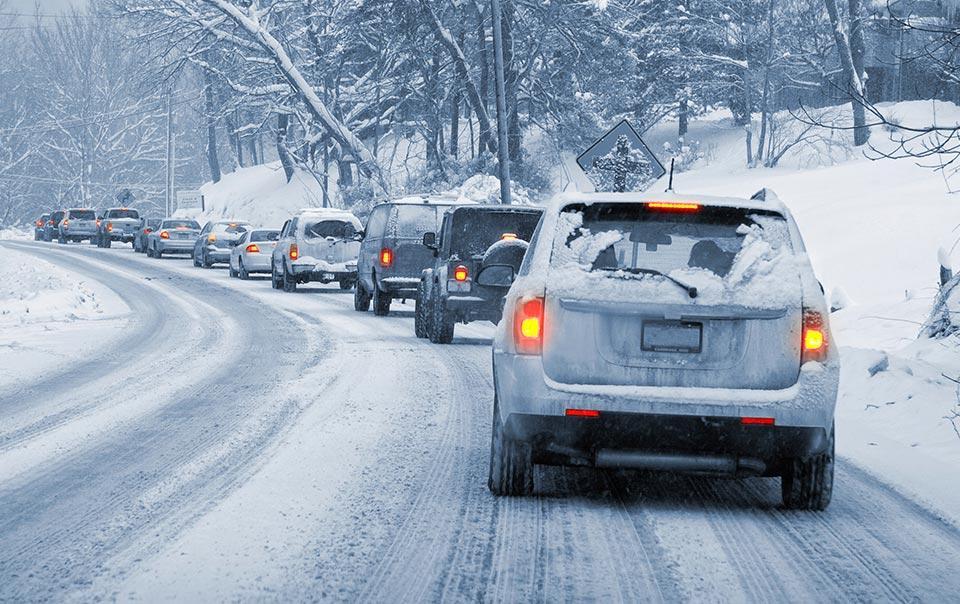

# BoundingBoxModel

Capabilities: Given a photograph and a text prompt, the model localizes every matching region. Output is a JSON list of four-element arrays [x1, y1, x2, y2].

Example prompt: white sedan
[[230, 228, 281, 279]]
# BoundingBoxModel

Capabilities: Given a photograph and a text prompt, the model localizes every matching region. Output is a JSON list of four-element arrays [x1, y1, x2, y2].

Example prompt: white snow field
[[1, 102, 960, 601]]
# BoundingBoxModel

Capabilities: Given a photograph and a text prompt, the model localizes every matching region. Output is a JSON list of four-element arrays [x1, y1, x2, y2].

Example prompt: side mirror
[[354, 230, 364, 241], [476, 264, 516, 287], [422, 232, 437, 249]]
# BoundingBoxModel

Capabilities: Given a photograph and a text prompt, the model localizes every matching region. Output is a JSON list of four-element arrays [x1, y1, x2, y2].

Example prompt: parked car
[[57, 208, 99, 244], [193, 220, 251, 268], [34, 213, 51, 240], [355, 195, 460, 316], [271, 209, 362, 292], [133, 218, 162, 253], [487, 192, 839, 511], [418, 205, 543, 343], [43, 211, 65, 241], [229, 228, 281, 279], [146, 219, 201, 258], [96, 207, 141, 247]]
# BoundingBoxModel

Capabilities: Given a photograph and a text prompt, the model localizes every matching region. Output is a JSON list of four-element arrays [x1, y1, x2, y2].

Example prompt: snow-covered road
[[1, 240, 959, 602]]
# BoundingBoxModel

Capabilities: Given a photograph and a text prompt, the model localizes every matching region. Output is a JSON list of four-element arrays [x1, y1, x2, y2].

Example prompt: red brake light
[[501, 233, 518, 241], [741, 417, 775, 426], [380, 248, 393, 267], [47, 220, 54, 225], [802, 310, 827, 363], [159, 230, 170, 239], [646, 202, 701, 213], [246, 244, 260, 253], [566, 409, 600, 418], [289, 243, 299, 260], [106, 222, 113, 232], [96, 219, 101, 227], [514, 297, 544, 355], [62, 219, 70, 227], [144, 228, 152, 234], [454, 265, 468, 282]]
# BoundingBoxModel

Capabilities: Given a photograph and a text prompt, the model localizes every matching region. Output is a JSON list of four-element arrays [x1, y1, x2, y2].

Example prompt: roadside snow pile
[[0, 248, 127, 325], [453, 174, 535, 205], [0, 226, 31, 241]]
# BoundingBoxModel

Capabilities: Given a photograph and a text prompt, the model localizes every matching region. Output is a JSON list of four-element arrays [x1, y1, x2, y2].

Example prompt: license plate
[[323, 272, 335, 280], [641, 320, 702, 353]]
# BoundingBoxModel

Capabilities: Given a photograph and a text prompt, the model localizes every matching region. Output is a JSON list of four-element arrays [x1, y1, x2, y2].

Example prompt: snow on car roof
[[548, 191, 790, 216], [387, 193, 469, 205]]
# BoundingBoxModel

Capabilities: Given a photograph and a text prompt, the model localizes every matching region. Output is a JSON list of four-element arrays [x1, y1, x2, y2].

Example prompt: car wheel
[[354, 281, 371, 311], [202, 250, 212, 269], [372, 283, 391, 316], [339, 279, 353, 291], [58, 234, 66, 244], [430, 288, 454, 344], [239, 259, 249, 280], [155, 247, 163, 258], [282, 263, 297, 292], [104, 237, 111, 249], [781, 426, 834, 511], [488, 393, 534, 496], [229, 262, 239, 278], [414, 281, 428, 338]]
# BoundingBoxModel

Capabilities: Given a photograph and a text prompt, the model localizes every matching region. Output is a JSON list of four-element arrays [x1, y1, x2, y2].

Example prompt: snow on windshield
[[549, 206, 801, 308]]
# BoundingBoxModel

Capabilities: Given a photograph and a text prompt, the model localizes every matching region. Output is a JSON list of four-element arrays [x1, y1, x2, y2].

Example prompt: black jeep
[[417, 205, 543, 343]]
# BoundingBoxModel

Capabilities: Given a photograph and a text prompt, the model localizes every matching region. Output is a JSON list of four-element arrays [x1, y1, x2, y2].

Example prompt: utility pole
[[490, 0, 511, 204], [165, 89, 175, 216]]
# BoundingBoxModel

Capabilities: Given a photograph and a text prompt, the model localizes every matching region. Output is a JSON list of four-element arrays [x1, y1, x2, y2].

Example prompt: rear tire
[[781, 427, 834, 511], [430, 288, 454, 344], [354, 281, 371, 311], [58, 234, 66, 244], [372, 283, 391, 316], [104, 237, 111, 249], [282, 263, 297, 292], [239, 259, 249, 280], [155, 248, 163, 259], [414, 281, 428, 338], [488, 393, 534, 496], [229, 264, 239, 278], [339, 279, 353, 290], [193, 252, 201, 267], [271, 265, 282, 289], [201, 250, 212, 269]]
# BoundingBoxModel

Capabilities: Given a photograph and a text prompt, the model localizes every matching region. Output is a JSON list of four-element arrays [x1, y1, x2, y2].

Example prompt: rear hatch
[[385, 204, 449, 278], [299, 217, 361, 266], [446, 207, 542, 295], [542, 202, 802, 390], [65, 210, 97, 232], [211, 222, 251, 248], [105, 210, 141, 234]]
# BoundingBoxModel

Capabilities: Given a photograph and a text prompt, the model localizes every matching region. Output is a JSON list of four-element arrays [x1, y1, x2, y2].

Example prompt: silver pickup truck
[[96, 208, 142, 247]]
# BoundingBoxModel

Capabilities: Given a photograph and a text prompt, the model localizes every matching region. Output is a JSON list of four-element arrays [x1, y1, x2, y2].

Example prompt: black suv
[[355, 196, 458, 316], [417, 205, 543, 343]]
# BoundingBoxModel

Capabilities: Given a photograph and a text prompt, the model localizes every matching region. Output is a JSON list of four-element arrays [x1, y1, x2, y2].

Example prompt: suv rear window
[[304, 219, 358, 239], [107, 209, 139, 219], [213, 222, 248, 234], [69, 210, 96, 220], [446, 210, 542, 258], [393, 205, 444, 238], [251, 230, 280, 242]]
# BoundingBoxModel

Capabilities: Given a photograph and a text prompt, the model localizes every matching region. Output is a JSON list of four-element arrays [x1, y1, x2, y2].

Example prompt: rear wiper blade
[[597, 267, 698, 298]]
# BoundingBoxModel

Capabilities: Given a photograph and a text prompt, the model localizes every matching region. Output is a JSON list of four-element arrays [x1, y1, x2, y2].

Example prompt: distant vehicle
[[355, 195, 459, 316], [487, 193, 839, 511], [43, 211, 64, 242], [193, 220, 251, 268], [418, 205, 543, 343], [57, 208, 98, 244], [34, 213, 50, 240], [133, 218, 162, 253], [271, 209, 362, 292], [230, 228, 280, 279], [96, 207, 141, 248], [146, 219, 201, 258]]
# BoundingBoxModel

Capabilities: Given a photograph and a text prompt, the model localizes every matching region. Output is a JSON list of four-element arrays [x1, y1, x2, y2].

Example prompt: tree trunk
[[678, 97, 688, 138], [756, 0, 776, 165], [277, 113, 295, 182], [450, 28, 465, 158], [501, 0, 521, 175], [203, 73, 222, 183], [824, 0, 869, 146], [476, 3, 491, 155]]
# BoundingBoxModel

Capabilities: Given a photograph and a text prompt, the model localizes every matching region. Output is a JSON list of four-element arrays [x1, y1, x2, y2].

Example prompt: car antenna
[[665, 157, 676, 192]]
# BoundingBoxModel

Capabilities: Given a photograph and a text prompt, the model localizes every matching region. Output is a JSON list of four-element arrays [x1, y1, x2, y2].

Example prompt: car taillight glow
[[289, 243, 299, 260], [741, 417, 775, 426], [501, 233, 518, 241], [566, 408, 600, 418], [96, 219, 101, 227], [106, 222, 113, 232], [159, 230, 170, 239], [207, 233, 217, 242], [514, 297, 544, 355], [47, 220, 54, 225], [802, 309, 827, 363], [62, 219, 69, 228], [144, 229, 152, 234], [454, 265, 468, 282], [246, 244, 260, 253], [646, 202, 701, 213], [380, 247, 393, 267]]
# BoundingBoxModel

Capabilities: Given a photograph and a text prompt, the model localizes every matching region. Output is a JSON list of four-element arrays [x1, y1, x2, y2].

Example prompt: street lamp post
[[490, 0, 511, 204]]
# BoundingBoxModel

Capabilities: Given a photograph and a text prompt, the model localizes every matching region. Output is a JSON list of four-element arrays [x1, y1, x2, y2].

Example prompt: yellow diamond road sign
[[577, 120, 666, 192]]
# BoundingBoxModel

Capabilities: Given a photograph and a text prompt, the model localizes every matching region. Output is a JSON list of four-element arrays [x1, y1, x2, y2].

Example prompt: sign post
[[577, 120, 665, 193]]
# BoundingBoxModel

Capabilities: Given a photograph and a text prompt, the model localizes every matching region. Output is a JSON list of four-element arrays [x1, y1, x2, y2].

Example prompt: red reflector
[[741, 417, 775, 426], [566, 409, 600, 418], [646, 202, 701, 213]]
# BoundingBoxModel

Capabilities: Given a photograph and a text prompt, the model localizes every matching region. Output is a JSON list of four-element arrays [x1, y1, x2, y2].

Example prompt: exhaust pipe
[[595, 449, 766, 475]]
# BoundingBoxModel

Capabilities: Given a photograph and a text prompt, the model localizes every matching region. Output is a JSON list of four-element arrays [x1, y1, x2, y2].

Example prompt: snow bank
[[0, 226, 31, 241]]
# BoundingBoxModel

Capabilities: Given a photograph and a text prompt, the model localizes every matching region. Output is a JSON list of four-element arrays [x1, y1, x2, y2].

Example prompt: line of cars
[[31, 190, 839, 510]]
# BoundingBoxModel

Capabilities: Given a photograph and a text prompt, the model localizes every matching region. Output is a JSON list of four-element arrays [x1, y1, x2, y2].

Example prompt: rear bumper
[[292, 260, 357, 282], [379, 276, 421, 297], [445, 293, 503, 322], [62, 229, 96, 238], [494, 352, 838, 463], [158, 240, 194, 252], [204, 246, 232, 262], [107, 231, 136, 241], [239, 254, 271, 272]]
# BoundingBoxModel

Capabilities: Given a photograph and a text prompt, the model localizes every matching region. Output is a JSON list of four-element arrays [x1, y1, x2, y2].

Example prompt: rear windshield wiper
[[597, 267, 698, 299]]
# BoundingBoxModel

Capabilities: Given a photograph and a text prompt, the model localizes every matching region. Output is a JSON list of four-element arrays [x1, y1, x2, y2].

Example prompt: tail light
[[501, 233, 518, 241], [62, 219, 70, 228], [741, 417, 775, 426], [160, 230, 170, 239], [514, 296, 545, 355], [646, 202, 701, 213], [144, 228, 153, 234], [47, 220, 54, 225], [36, 220, 42, 228], [106, 222, 113, 232], [96, 219, 101, 227], [801, 309, 827, 363], [379, 247, 393, 267], [566, 408, 600, 418], [453, 265, 468, 282], [289, 243, 299, 260], [207, 233, 217, 242], [246, 244, 260, 253]]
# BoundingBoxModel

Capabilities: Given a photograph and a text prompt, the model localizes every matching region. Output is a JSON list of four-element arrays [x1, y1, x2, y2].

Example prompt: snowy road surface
[[1, 240, 959, 602]]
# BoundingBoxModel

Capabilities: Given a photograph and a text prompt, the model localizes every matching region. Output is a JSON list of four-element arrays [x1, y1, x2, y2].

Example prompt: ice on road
[[1, 240, 959, 602]]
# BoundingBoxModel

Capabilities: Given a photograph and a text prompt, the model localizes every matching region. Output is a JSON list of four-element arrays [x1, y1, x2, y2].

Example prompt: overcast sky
[[6, 0, 87, 14]]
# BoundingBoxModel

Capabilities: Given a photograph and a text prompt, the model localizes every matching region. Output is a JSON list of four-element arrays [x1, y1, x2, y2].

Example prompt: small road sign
[[176, 190, 204, 212], [577, 120, 666, 192]]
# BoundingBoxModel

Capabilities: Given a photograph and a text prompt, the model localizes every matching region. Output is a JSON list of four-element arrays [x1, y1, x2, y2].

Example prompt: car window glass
[[447, 210, 542, 258], [365, 207, 388, 238], [107, 209, 139, 219], [69, 210, 96, 220], [213, 222, 248, 234], [162, 220, 200, 229], [391, 205, 442, 238], [304, 219, 357, 239], [251, 230, 280, 242]]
